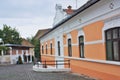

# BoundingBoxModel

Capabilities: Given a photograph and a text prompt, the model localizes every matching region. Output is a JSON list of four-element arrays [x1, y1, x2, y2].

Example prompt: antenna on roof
[[76, 0, 77, 8]]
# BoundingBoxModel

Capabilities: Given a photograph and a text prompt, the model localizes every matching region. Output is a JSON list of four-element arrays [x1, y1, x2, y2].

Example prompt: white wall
[[40, 0, 120, 60]]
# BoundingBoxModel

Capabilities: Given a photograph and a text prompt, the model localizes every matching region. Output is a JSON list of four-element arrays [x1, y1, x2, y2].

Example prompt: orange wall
[[64, 46, 68, 56], [83, 21, 106, 60], [47, 40, 50, 47], [40, 38, 55, 55], [51, 38, 55, 47], [63, 33, 68, 56], [70, 30, 78, 44], [68, 59, 120, 80], [72, 45, 79, 58], [83, 21, 104, 42], [85, 43, 106, 60], [41, 55, 55, 67], [63, 34, 67, 45], [63, 21, 105, 59], [52, 48, 55, 55], [40, 20, 120, 80], [43, 42, 46, 54], [64, 30, 79, 57]]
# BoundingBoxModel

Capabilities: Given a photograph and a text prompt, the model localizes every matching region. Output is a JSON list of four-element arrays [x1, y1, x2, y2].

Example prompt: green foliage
[[27, 36, 37, 45], [34, 40, 40, 61], [27, 37, 40, 61], [0, 24, 22, 44], [0, 46, 9, 51]]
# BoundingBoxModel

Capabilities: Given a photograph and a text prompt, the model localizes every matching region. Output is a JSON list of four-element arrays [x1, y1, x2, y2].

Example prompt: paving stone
[[0, 64, 96, 80]]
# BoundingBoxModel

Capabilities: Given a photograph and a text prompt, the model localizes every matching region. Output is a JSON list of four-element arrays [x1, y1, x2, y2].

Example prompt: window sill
[[41, 54, 120, 66]]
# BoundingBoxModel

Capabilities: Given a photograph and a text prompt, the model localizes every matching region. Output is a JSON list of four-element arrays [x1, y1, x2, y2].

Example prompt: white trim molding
[[85, 40, 103, 45], [63, 56, 120, 66]]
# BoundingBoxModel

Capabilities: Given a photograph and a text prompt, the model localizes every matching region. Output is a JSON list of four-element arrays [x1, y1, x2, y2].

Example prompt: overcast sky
[[0, 0, 88, 38]]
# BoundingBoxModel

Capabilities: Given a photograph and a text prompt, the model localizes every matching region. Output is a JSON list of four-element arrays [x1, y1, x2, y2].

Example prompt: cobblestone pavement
[[0, 64, 96, 80]]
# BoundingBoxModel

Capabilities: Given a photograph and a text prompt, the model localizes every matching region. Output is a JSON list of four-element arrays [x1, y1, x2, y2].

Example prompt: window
[[105, 27, 120, 61], [78, 36, 84, 58], [46, 44, 47, 54], [68, 39, 72, 57], [42, 45, 44, 54], [50, 43, 52, 55], [58, 41, 60, 56]]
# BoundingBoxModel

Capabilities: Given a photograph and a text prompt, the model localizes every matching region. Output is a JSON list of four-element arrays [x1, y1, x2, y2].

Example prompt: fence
[[35, 60, 70, 68]]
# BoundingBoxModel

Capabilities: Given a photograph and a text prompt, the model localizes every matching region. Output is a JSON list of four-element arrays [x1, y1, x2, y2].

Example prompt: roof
[[22, 38, 34, 47], [4, 44, 34, 48], [40, 0, 100, 39], [34, 28, 51, 40]]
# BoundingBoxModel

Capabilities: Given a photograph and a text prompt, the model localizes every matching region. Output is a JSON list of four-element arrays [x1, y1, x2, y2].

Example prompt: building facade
[[40, 0, 120, 80], [0, 44, 34, 64]]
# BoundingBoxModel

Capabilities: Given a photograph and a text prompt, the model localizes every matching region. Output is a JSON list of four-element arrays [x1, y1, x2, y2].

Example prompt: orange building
[[40, 0, 120, 80]]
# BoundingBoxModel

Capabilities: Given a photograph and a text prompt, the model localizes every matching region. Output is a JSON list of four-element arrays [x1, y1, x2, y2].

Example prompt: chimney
[[67, 5, 72, 9], [65, 5, 73, 14]]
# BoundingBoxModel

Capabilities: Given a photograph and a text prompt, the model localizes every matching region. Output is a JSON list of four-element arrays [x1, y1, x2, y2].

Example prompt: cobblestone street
[[0, 64, 96, 80]]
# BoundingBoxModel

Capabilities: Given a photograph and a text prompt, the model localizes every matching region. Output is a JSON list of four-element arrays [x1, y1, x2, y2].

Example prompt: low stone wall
[[33, 64, 71, 72], [0, 55, 10, 63]]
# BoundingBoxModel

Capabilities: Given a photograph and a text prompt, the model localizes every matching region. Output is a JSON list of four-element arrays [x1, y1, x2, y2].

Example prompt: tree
[[34, 40, 40, 61], [27, 37, 40, 61], [0, 46, 10, 55], [0, 46, 9, 51], [0, 24, 22, 44], [0, 30, 3, 38]]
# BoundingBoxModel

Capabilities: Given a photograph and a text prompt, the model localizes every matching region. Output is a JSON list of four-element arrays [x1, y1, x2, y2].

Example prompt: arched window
[[57, 41, 60, 56], [68, 39, 72, 57], [50, 43, 52, 55], [46, 44, 47, 54], [42, 45, 44, 54], [105, 27, 120, 61], [78, 36, 84, 58]]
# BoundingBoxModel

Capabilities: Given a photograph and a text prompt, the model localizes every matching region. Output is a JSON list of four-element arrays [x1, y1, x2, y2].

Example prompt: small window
[[78, 36, 84, 58], [58, 41, 60, 56], [42, 45, 44, 54], [46, 44, 47, 54], [68, 39, 72, 57], [50, 43, 52, 55]]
